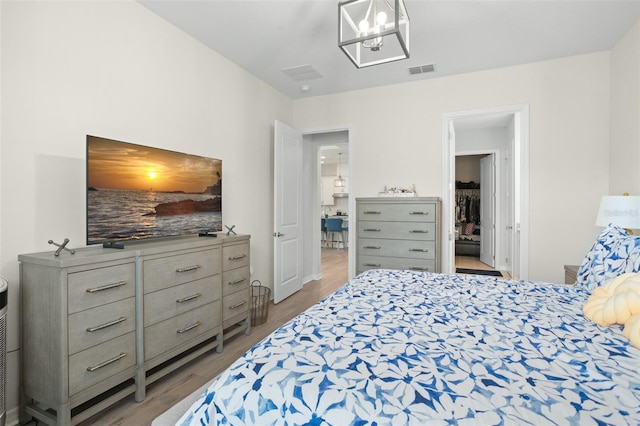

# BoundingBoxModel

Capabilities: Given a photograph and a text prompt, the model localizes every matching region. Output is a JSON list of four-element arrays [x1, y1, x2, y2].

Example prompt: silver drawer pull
[[409, 211, 430, 215], [409, 230, 429, 234], [364, 246, 381, 249], [86, 352, 127, 372], [409, 248, 429, 252], [410, 267, 430, 271], [86, 317, 127, 333], [86, 281, 127, 293], [176, 293, 201, 303], [364, 263, 381, 267], [177, 321, 202, 334], [363, 228, 381, 232], [229, 278, 246, 285], [363, 211, 381, 215], [176, 265, 201, 273], [229, 300, 247, 310], [228, 254, 247, 261]]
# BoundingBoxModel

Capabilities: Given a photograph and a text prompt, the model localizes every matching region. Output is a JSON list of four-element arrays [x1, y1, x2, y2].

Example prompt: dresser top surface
[[19, 234, 250, 268]]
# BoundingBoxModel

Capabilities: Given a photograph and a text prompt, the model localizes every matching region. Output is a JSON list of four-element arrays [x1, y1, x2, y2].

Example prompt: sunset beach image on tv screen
[[86, 135, 222, 245]]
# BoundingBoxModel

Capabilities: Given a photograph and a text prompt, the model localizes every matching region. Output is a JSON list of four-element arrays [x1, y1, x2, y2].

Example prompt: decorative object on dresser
[[356, 197, 440, 274], [48, 238, 76, 256], [18, 234, 250, 426], [377, 184, 417, 197]]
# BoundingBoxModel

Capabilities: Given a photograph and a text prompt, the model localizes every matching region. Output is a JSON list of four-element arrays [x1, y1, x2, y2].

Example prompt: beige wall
[[1, 0, 292, 415], [455, 155, 483, 183], [609, 21, 640, 196], [293, 52, 612, 284]]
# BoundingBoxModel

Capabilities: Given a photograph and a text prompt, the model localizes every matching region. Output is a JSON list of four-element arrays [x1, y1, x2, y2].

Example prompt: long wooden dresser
[[18, 234, 250, 425], [356, 197, 441, 274]]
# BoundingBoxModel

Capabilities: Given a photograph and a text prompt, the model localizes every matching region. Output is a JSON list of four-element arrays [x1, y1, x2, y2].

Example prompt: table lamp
[[596, 194, 640, 234]]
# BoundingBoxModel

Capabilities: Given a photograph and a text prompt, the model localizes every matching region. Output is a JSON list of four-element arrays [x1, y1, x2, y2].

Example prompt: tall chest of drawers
[[356, 197, 441, 274], [19, 234, 250, 425]]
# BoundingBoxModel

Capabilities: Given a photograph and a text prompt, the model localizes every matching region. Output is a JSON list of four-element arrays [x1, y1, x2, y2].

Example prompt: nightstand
[[564, 264, 579, 284]]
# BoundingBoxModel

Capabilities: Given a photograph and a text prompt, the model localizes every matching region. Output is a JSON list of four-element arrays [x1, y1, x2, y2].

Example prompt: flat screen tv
[[86, 135, 222, 246]]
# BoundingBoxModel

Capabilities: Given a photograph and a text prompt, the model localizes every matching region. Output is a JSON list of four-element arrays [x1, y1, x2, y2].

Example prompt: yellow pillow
[[583, 272, 640, 349]]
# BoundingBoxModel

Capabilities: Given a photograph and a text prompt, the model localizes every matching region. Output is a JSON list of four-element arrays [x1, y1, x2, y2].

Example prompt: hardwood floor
[[76, 248, 348, 426], [455, 255, 511, 278]]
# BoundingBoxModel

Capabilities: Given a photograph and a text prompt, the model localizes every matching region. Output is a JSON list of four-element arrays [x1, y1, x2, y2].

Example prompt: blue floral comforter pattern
[[177, 269, 640, 425]]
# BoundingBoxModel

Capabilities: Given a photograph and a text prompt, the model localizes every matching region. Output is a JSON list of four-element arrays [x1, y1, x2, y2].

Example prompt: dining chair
[[325, 218, 344, 249]]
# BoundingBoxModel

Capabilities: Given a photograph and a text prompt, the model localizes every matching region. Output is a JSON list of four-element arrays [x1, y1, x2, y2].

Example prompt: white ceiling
[[139, 0, 639, 100]]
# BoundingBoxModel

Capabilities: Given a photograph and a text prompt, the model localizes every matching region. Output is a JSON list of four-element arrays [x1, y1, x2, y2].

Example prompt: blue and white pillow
[[577, 224, 640, 291]]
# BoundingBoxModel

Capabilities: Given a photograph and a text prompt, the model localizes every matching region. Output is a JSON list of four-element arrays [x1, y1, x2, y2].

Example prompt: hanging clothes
[[455, 187, 480, 225]]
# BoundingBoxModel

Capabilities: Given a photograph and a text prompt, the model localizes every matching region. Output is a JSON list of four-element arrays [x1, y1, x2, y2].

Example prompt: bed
[[168, 225, 640, 425]]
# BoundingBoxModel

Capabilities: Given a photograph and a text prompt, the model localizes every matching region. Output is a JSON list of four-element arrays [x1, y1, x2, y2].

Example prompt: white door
[[480, 154, 495, 267], [504, 142, 514, 276], [273, 121, 303, 303]]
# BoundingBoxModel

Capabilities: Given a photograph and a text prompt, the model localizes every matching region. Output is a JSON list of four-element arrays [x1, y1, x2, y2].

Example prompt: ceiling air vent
[[409, 64, 436, 75], [281, 64, 323, 82]]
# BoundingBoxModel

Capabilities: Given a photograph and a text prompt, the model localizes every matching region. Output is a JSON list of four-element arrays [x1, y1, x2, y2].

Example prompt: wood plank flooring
[[77, 248, 348, 426]]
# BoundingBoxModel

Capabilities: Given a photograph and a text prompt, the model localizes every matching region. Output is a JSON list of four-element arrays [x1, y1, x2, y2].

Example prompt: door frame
[[455, 151, 499, 268], [301, 124, 354, 283], [442, 104, 529, 279]]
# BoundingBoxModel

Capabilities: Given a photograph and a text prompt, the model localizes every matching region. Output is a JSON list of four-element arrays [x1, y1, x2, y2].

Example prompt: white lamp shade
[[596, 196, 640, 229]]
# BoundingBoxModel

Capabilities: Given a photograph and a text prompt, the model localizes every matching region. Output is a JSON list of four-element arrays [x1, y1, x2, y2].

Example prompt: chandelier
[[338, 0, 410, 68]]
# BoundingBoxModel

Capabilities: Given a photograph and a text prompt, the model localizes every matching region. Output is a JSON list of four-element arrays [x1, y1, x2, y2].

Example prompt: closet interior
[[455, 181, 481, 256]]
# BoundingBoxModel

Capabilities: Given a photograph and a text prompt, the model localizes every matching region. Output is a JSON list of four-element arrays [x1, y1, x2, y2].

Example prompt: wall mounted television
[[86, 135, 222, 246]]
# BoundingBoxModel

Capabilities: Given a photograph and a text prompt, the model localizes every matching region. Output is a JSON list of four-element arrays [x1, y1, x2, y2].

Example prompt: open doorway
[[301, 129, 351, 286], [442, 104, 530, 280], [454, 153, 498, 273]]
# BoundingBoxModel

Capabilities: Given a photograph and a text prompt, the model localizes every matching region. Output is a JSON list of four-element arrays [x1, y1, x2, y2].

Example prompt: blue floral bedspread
[[177, 269, 640, 425]]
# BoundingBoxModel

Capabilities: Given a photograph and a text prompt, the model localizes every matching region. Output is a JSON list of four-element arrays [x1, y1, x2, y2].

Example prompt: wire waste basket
[[251, 280, 271, 326]]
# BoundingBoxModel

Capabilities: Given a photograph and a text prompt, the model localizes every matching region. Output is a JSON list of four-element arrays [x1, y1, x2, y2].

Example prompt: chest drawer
[[357, 255, 437, 274], [222, 242, 249, 271], [358, 202, 436, 222], [222, 288, 250, 321], [144, 301, 221, 360], [69, 297, 135, 355], [68, 331, 136, 396], [144, 248, 220, 293], [68, 262, 135, 314], [144, 275, 221, 326], [222, 266, 250, 296], [358, 221, 436, 241], [357, 238, 436, 260]]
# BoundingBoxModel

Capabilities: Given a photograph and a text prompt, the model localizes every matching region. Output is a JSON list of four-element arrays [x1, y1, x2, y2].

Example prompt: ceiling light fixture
[[334, 153, 348, 198], [338, 0, 410, 68]]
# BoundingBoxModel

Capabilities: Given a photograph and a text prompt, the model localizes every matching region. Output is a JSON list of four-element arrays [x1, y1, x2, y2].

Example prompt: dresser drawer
[[357, 238, 436, 260], [357, 221, 436, 241], [68, 262, 136, 314], [357, 255, 437, 274], [144, 301, 221, 361], [358, 202, 436, 222], [222, 242, 249, 271], [222, 266, 250, 296], [222, 288, 250, 322], [144, 275, 221, 326], [68, 331, 136, 396], [144, 248, 220, 293], [69, 297, 135, 355]]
